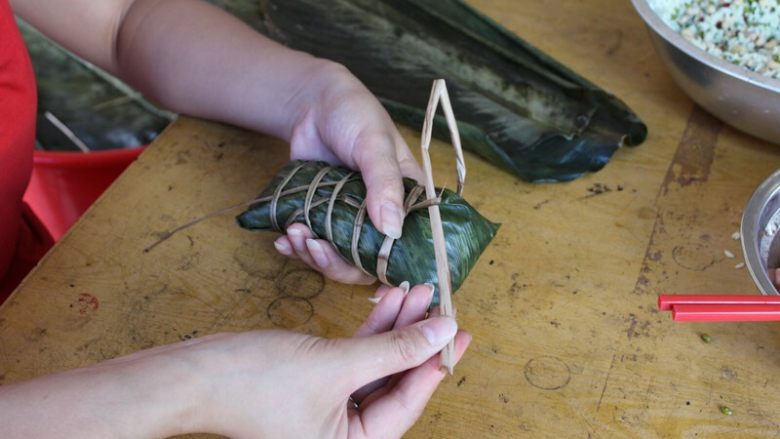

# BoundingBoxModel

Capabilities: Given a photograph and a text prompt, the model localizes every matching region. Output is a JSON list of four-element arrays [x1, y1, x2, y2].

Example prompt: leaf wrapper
[[252, 0, 647, 182], [237, 161, 499, 303]]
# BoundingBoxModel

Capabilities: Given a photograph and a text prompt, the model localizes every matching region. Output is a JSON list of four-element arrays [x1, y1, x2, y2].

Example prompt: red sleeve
[[0, 0, 36, 282]]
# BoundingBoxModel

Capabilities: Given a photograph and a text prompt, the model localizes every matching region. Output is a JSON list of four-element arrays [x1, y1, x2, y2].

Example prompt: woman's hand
[[188, 283, 469, 438], [0, 284, 469, 439], [272, 62, 424, 285]]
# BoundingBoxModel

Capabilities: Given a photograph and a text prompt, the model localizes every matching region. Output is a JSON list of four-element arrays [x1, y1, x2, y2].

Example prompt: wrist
[[281, 59, 360, 142], [91, 349, 206, 438]]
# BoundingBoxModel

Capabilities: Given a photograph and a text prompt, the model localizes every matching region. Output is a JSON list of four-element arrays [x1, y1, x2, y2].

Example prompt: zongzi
[[237, 160, 499, 304]]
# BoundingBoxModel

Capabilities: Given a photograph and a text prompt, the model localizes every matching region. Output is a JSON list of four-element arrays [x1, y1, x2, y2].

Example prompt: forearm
[[0, 352, 201, 439], [13, 0, 334, 140], [13, 0, 415, 251], [117, 0, 335, 140]]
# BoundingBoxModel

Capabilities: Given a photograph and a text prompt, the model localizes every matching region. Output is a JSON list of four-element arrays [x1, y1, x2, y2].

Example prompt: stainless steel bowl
[[631, 0, 780, 144], [742, 170, 780, 296]]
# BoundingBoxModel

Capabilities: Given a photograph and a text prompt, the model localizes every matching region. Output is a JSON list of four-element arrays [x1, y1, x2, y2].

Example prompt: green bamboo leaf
[[250, 0, 647, 182]]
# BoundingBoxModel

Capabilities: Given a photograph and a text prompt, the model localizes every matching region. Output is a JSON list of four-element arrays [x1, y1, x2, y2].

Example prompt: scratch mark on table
[[277, 268, 325, 299], [597, 354, 617, 412], [25, 327, 48, 342], [626, 314, 638, 340], [644, 377, 655, 402], [524, 356, 571, 391], [266, 296, 314, 328], [671, 244, 718, 271], [665, 108, 721, 190], [631, 106, 722, 295], [533, 199, 551, 210], [631, 212, 663, 296], [606, 29, 623, 56]]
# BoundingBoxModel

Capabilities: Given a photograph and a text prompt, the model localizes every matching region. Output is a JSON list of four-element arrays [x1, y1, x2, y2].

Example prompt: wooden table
[[3, 1, 780, 437]]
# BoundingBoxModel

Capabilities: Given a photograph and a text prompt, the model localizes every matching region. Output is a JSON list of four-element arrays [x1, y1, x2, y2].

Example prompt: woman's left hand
[[271, 62, 424, 285]]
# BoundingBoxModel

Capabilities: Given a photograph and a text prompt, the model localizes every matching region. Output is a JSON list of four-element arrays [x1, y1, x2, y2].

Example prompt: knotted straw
[[262, 166, 441, 284]]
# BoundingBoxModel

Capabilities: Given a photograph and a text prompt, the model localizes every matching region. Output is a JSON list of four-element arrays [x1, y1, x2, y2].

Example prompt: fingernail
[[288, 228, 306, 252], [424, 283, 435, 300], [381, 202, 403, 239], [273, 238, 291, 255], [372, 287, 390, 302], [421, 317, 457, 346], [306, 239, 329, 268], [399, 281, 410, 294], [368, 296, 381, 305]]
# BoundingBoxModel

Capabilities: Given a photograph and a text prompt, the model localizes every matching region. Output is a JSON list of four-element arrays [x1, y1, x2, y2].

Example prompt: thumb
[[339, 317, 458, 388]]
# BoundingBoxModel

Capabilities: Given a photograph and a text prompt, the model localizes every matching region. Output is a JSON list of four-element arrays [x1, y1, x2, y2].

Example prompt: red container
[[22, 147, 144, 241]]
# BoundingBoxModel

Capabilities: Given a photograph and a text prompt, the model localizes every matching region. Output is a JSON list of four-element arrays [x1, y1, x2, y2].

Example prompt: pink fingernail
[[421, 317, 457, 346], [381, 202, 403, 239], [305, 239, 329, 268], [372, 288, 389, 303], [288, 228, 306, 252], [273, 238, 291, 255], [424, 283, 435, 303]]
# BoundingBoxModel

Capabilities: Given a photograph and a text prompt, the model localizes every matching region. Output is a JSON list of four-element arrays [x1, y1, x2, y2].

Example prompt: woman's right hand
[[0, 283, 470, 439], [184, 283, 469, 439]]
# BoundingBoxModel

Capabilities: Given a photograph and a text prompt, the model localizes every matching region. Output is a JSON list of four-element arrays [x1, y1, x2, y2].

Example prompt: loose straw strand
[[420, 79, 460, 374], [435, 87, 466, 197]]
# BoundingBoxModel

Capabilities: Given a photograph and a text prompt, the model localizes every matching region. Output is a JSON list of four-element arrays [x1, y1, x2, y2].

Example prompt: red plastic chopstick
[[658, 294, 780, 322], [658, 294, 780, 310], [671, 304, 780, 322]]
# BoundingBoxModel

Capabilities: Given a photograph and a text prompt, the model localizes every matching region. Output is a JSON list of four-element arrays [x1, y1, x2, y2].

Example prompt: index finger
[[349, 330, 472, 439], [351, 130, 406, 240]]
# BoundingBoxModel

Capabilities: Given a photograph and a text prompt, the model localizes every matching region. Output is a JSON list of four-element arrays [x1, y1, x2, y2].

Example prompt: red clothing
[[0, 0, 44, 300]]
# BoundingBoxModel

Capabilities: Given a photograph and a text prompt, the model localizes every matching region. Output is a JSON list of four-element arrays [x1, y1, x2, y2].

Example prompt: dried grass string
[[263, 165, 440, 284], [419, 79, 465, 374]]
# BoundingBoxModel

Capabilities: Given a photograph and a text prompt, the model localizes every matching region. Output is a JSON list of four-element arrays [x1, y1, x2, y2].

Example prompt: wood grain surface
[[3, 0, 780, 437]]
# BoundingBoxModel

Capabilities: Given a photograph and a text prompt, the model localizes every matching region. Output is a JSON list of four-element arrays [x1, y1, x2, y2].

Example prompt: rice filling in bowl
[[649, 0, 780, 79]]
